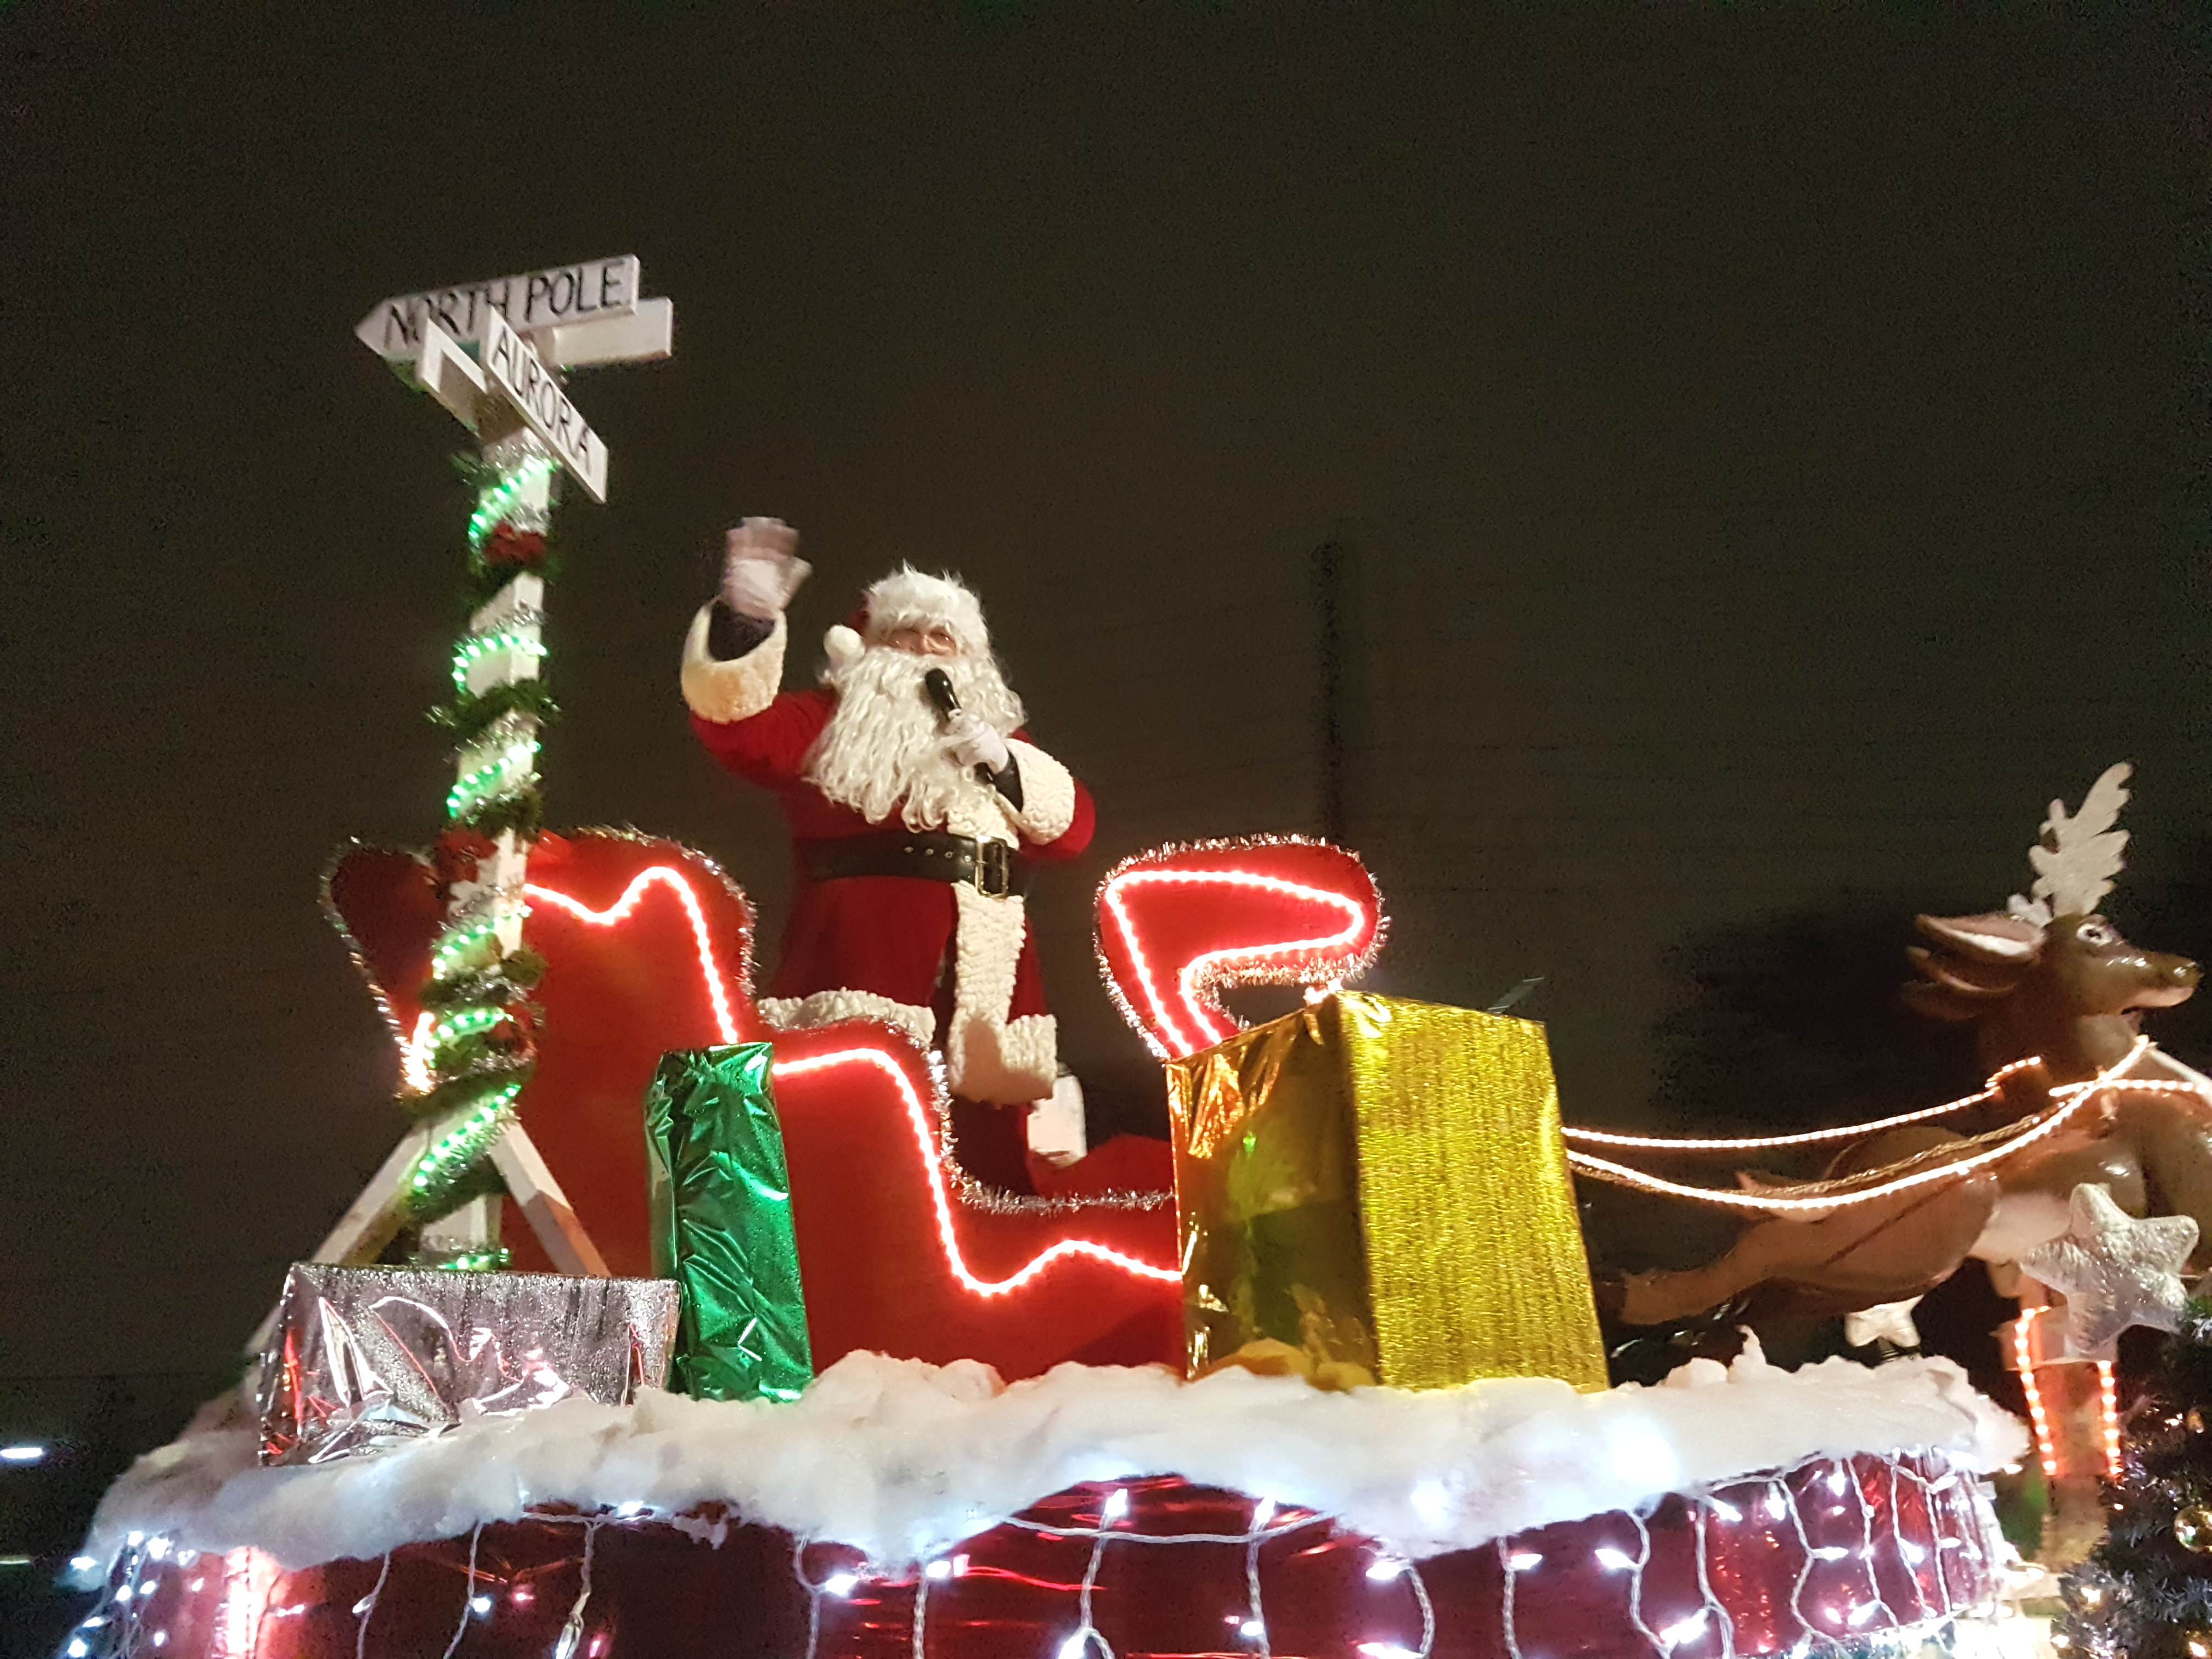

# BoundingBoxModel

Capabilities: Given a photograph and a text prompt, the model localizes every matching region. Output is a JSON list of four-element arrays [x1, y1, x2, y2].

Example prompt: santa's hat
[[824, 567, 990, 670]]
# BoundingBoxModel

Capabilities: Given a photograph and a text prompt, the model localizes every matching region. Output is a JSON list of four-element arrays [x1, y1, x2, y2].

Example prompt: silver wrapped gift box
[[257, 1263, 681, 1465]]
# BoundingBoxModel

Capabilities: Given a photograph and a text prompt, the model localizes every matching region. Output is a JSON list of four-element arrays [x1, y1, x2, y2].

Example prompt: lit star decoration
[[2023, 1181, 2199, 1358]]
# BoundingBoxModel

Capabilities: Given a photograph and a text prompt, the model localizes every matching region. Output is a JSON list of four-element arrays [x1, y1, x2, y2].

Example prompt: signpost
[[354, 252, 673, 370], [480, 309, 610, 501], [277, 256, 677, 1307]]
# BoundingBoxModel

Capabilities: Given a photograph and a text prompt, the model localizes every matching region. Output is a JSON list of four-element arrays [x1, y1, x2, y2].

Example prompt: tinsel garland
[[416, 951, 545, 1010], [399, 1061, 534, 1131], [423, 1022, 534, 1081], [2059, 1295, 2212, 1657], [454, 790, 545, 842], [430, 678, 560, 749], [398, 1070, 529, 1223]]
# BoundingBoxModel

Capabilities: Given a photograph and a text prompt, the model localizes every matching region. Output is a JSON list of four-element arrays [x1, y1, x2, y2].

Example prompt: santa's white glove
[[720, 518, 811, 619], [942, 711, 1011, 774]]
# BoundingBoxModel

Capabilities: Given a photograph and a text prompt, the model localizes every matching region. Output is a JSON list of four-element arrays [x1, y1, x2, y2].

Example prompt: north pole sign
[[356, 255, 641, 358], [479, 309, 609, 502]]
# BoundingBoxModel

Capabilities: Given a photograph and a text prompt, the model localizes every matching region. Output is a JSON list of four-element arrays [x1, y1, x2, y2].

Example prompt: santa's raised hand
[[720, 517, 810, 618]]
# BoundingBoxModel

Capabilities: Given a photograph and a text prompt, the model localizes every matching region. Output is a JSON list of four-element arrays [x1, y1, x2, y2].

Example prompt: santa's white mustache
[[804, 644, 1024, 827]]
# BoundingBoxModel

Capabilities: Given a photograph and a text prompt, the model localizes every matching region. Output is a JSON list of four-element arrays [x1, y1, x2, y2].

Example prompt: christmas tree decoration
[[255, 1264, 678, 1466], [2174, 1504, 2212, 1553], [2061, 1299, 2212, 1654], [1167, 990, 1607, 1392], [2022, 1181, 2198, 1358], [644, 1044, 814, 1403]]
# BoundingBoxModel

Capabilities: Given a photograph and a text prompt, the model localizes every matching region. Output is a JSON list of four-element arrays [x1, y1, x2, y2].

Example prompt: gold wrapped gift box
[[1166, 991, 1607, 1393]]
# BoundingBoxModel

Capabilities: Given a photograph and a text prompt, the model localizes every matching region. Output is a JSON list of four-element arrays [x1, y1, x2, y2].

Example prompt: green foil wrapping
[[644, 1044, 814, 1402]]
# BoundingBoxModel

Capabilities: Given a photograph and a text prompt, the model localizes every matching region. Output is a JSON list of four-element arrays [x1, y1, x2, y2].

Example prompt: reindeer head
[[1900, 764, 2199, 1080]]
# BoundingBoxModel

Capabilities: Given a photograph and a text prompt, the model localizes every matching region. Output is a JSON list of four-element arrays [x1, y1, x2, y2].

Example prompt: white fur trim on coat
[[758, 989, 935, 1056], [946, 1011, 1058, 1105], [940, 882, 1057, 1102], [682, 607, 787, 724], [1001, 738, 1077, 845]]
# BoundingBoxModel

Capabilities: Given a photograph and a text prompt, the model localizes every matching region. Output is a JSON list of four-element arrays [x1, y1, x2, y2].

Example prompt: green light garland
[[428, 1246, 513, 1273], [432, 1006, 506, 1044], [431, 918, 503, 981], [450, 630, 548, 692], [466, 454, 557, 550], [445, 737, 542, 819], [403, 1077, 524, 1222], [397, 442, 565, 1261]]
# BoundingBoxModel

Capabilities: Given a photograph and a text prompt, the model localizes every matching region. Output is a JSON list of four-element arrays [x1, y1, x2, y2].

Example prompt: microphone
[[923, 667, 998, 786], [922, 667, 960, 721]]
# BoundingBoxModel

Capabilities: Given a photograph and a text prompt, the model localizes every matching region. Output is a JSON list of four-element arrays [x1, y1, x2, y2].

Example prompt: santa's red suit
[[681, 565, 1093, 1115]]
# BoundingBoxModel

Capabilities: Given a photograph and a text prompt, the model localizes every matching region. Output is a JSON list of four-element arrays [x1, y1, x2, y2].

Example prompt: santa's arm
[[682, 606, 830, 788], [1000, 735, 1094, 860]]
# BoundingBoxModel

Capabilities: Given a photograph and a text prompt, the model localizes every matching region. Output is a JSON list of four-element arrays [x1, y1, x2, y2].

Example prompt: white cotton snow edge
[[86, 1344, 2025, 1573]]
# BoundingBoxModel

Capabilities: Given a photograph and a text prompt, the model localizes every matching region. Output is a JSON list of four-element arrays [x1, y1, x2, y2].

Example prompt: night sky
[[5, 5, 2210, 1394]]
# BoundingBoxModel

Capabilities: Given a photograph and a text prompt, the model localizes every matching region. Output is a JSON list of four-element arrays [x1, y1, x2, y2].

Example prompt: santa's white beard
[[804, 646, 1026, 828]]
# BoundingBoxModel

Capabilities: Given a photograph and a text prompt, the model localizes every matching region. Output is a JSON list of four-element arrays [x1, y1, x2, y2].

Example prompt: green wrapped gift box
[[644, 1043, 814, 1402]]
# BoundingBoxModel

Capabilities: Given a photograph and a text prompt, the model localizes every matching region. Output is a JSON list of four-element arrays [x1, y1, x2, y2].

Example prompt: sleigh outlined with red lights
[[308, 828, 1385, 1379]]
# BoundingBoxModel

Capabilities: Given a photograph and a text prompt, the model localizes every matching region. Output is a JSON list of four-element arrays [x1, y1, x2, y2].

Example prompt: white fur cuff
[[1003, 739, 1077, 844], [681, 607, 788, 724], [758, 989, 935, 1056], [945, 1010, 1059, 1104]]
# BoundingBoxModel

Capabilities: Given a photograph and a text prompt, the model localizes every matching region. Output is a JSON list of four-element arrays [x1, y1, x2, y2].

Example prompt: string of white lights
[[1567, 1037, 2170, 1212], [76, 1451, 2005, 1659], [1243, 1496, 1276, 1658], [552, 1519, 601, 1659], [1687, 1504, 1738, 1658], [353, 1549, 391, 1659], [1558, 1057, 2049, 1152], [437, 1522, 484, 1659]]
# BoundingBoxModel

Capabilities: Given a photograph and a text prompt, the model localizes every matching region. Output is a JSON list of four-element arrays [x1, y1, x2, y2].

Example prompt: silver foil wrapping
[[257, 1263, 680, 1466]]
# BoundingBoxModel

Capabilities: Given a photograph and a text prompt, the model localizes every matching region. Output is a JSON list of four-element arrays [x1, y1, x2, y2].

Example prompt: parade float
[[62, 257, 2212, 1658]]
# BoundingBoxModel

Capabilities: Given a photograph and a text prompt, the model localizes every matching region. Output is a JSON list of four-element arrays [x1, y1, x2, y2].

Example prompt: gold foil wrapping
[[1166, 991, 1607, 1393]]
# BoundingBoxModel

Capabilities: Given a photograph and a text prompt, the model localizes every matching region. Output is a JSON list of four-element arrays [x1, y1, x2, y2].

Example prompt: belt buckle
[[975, 839, 1013, 898]]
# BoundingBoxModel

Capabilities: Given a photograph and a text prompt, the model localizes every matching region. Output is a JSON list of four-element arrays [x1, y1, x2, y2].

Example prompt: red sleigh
[[320, 827, 1381, 1381]]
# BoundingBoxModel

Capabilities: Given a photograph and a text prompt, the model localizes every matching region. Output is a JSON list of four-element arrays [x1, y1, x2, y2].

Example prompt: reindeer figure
[[1902, 764, 2200, 1085], [1611, 764, 2212, 1330]]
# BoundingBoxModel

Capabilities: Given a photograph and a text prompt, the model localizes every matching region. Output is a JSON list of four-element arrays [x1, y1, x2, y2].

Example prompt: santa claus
[[681, 520, 1094, 1177]]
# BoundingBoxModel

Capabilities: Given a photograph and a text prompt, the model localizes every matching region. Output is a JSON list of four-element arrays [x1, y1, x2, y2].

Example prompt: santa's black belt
[[797, 832, 1027, 898]]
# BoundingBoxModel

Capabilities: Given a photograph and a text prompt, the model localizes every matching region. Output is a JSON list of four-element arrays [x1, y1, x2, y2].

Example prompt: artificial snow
[[87, 1343, 2024, 1573]]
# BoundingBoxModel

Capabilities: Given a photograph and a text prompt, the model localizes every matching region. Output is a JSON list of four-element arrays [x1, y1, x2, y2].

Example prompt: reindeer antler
[[2016, 761, 2132, 921]]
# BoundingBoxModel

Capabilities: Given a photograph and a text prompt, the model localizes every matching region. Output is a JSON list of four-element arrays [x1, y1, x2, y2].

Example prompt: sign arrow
[[477, 310, 610, 503], [358, 255, 641, 360]]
